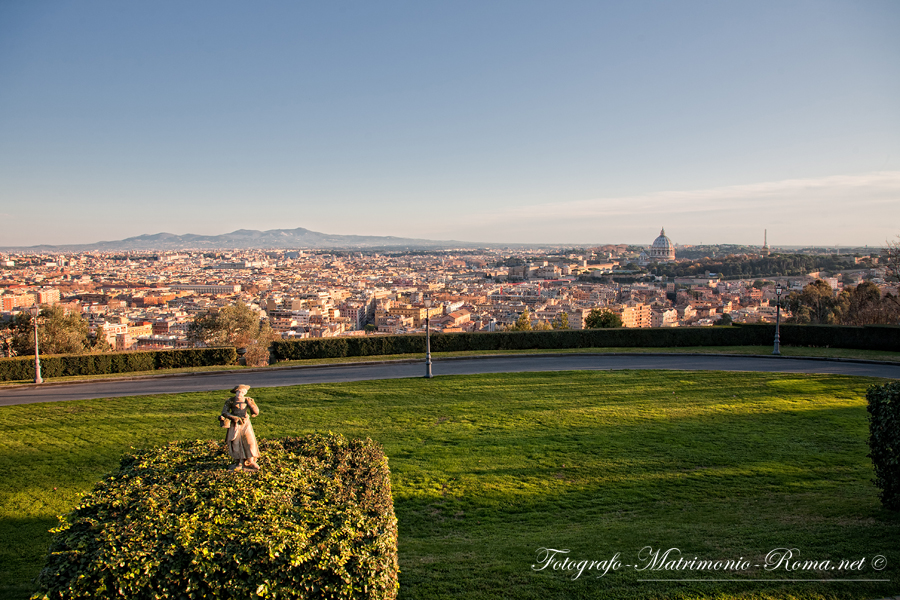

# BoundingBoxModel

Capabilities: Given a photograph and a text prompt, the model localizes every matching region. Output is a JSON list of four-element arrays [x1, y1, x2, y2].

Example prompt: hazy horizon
[[2, 2, 898, 247], [0, 219, 892, 253]]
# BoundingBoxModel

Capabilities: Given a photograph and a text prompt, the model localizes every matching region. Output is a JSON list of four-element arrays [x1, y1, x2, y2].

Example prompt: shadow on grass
[[0, 516, 56, 600], [392, 479, 900, 600]]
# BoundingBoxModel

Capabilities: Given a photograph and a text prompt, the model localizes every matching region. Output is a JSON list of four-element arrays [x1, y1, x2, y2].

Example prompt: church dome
[[650, 228, 676, 262]]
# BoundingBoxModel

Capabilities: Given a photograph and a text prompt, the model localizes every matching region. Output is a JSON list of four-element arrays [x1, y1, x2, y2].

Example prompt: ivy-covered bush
[[31, 434, 398, 600], [867, 382, 900, 511]]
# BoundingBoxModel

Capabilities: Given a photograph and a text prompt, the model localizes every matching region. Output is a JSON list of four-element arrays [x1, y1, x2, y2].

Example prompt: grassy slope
[[1, 371, 898, 599]]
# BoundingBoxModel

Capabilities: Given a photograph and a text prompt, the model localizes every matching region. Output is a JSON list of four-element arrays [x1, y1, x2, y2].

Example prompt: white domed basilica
[[650, 227, 676, 262]]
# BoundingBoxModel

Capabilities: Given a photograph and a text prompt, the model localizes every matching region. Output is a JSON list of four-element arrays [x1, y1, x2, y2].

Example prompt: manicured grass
[[2, 345, 898, 386], [1, 371, 897, 599]]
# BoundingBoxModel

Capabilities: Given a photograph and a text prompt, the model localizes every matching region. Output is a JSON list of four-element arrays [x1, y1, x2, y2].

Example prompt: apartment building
[[616, 303, 652, 328], [651, 308, 679, 327]]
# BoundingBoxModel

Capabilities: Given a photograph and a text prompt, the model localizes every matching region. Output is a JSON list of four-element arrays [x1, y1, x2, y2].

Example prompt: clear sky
[[1, 1, 898, 248]]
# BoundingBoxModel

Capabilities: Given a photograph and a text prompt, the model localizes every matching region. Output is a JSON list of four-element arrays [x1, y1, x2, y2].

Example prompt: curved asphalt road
[[1, 354, 899, 406]]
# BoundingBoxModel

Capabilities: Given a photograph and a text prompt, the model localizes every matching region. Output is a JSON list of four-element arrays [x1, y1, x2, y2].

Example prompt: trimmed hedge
[[271, 327, 764, 361], [271, 324, 900, 361], [867, 382, 900, 511], [0, 347, 238, 382], [5, 323, 897, 380], [31, 434, 398, 600], [763, 324, 900, 352]]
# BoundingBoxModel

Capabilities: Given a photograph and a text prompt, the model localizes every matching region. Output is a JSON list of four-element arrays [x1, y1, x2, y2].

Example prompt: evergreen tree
[[551, 312, 569, 330], [841, 282, 899, 325], [189, 302, 276, 366], [511, 309, 532, 331], [585, 308, 623, 328], [11, 305, 99, 356], [786, 279, 855, 325]]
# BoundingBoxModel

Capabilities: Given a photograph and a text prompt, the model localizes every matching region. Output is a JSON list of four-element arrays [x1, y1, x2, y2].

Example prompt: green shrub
[[0, 348, 238, 382], [271, 327, 771, 361], [866, 382, 900, 511], [270, 324, 900, 362], [31, 434, 398, 600], [0, 355, 33, 381], [738, 324, 900, 352], [7, 323, 898, 380]]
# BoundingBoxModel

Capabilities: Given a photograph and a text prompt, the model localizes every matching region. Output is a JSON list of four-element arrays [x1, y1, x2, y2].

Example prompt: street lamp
[[424, 297, 433, 379], [31, 304, 43, 384], [773, 284, 783, 356]]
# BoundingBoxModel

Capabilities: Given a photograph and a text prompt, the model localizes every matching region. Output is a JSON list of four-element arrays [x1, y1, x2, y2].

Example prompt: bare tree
[[883, 236, 900, 284], [882, 236, 900, 312]]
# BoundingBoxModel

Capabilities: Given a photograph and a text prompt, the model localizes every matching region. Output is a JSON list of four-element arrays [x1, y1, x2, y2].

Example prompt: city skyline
[[2, 2, 899, 247], [0, 217, 893, 254]]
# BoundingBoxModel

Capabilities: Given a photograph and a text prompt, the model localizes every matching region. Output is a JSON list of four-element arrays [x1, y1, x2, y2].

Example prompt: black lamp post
[[31, 304, 43, 384], [773, 284, 783, 356], [424, 298, 433, 378]]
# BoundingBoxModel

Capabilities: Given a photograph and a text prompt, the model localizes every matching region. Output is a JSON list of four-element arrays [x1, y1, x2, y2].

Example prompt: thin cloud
[[439, 171, 900, 245], [493, 171, 900, 220]]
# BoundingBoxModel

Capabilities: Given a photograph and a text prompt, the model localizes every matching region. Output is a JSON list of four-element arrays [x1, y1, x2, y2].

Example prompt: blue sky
[[1, 1, 898, 247]]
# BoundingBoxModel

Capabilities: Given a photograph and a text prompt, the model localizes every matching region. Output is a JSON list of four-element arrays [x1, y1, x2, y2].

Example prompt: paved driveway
[[1, 353, 898, 406]]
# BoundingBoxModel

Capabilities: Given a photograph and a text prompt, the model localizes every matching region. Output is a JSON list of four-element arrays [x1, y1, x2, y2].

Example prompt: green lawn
[[2, 371, 897, 599]]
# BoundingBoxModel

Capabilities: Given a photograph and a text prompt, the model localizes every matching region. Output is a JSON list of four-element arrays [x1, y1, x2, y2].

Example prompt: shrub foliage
[[272, 324, 900, 361], [0, 347, 237, 382], [31, 434, 398, 600], [188, 302, 276, 366], [271, 327, 763, 360], [867, 382, 900, 511], [4, 323, 898, 381], [584, 308, 623, 329]]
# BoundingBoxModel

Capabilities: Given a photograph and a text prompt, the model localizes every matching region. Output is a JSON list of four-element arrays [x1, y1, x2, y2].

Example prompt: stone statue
[[221, 384, 260, 472]]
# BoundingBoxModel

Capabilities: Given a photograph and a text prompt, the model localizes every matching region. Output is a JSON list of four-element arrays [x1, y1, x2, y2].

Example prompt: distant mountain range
[[1, 228, 491, 253]]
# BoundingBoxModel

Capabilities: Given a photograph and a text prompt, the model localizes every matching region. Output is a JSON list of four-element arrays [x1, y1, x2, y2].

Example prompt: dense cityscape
[[1, 228, 896, 361]]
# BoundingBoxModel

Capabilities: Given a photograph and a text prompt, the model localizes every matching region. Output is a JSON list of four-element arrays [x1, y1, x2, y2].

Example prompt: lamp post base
[[773, 294, 782, 356], [424, 313, 433, 378]]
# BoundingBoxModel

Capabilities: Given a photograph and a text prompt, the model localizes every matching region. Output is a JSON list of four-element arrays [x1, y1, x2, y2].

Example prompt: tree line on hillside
[[674, 245, 762, 260], [504, 308, 622, 331], [789, 238, 900, 325], [787, 281, 899, 325], [652, 253, 864, 279]]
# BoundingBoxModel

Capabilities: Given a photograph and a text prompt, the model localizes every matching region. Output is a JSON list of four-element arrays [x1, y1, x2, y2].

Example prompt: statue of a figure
[[221, 384, 260, 472]]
